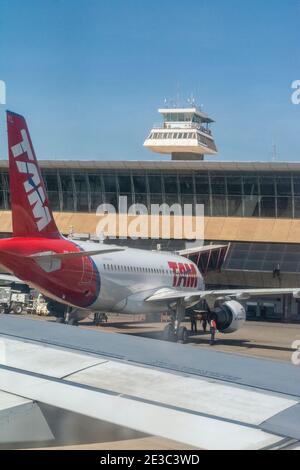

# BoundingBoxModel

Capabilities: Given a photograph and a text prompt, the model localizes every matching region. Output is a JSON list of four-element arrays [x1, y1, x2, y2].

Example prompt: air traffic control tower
[[143, 104, 218, 160]]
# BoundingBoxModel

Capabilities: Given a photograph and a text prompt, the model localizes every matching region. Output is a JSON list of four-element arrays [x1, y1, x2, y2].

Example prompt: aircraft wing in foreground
[[0, 315, 300, 450]]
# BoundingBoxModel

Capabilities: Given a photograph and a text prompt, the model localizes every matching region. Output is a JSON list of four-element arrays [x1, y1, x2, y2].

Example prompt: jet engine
[[211, 300, 246, 334]]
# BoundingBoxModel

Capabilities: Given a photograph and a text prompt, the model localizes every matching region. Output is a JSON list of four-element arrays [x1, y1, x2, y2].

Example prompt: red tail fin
[[7, 111, 60, 238]]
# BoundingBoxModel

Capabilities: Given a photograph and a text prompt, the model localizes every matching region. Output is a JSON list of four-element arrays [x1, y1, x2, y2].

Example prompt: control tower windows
[[163, 112, 192, 122]]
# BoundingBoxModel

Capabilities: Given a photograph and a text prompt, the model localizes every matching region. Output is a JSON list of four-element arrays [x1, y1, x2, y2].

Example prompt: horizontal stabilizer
[[30, 247, 125, 261]]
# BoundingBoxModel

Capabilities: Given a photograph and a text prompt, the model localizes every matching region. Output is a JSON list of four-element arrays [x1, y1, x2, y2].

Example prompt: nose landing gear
[[163, 299, 189, 344]]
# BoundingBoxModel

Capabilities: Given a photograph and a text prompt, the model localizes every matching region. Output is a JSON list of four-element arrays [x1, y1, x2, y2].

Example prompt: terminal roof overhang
[[0, 160, 299, 172]]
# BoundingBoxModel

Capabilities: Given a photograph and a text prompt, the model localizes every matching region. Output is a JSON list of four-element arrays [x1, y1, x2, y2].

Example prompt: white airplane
[[1, 110, 300, 343]]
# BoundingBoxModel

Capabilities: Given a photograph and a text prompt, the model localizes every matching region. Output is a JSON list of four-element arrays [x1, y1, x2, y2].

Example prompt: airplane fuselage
[[0, 236, 204, 319]]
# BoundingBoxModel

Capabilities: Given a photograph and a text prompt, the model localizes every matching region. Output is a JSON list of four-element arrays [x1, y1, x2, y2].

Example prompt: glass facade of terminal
[[1, 168, 300, 218], [223, 242, 300, 273]]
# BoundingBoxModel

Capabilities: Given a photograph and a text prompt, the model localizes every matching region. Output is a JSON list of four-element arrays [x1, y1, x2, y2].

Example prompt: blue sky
[[0, 0, 299, 161]]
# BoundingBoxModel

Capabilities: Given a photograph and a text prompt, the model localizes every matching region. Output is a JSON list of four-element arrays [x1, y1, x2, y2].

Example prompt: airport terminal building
[[1, 105, 300, 322]]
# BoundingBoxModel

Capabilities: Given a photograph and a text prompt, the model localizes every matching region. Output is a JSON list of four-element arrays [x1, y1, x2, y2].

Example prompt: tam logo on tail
[[11, 129, 51, 232], [7, 111, 60, 238]]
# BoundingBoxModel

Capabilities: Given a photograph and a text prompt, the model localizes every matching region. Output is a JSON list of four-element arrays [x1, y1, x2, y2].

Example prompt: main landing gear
[[163, 299, 189, 344]]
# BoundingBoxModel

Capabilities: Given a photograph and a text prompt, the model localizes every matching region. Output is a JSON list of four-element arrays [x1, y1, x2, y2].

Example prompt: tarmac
[[77, 314, 300, 363]]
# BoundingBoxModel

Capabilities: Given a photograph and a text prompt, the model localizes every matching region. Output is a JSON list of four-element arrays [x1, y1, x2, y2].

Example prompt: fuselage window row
[[102, 264, 196, 278]]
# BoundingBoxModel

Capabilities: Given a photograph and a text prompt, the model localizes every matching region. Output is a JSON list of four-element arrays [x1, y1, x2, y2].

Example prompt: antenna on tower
[[187, 92, 196, 106], [176, 82, 180, 107], [272, 142, 278, 162]]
